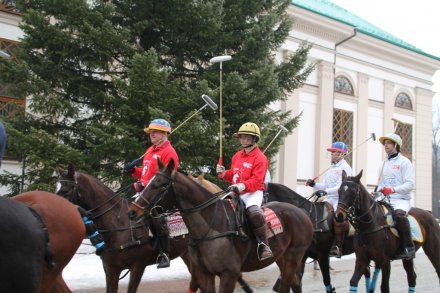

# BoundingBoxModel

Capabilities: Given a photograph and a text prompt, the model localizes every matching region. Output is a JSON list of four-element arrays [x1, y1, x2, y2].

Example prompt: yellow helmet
[[379, 133, 402, 148], [233, 122, 260, 142]]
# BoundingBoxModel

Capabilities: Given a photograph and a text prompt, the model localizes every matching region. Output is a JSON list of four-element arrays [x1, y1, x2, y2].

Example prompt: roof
[[292, 0, 440, 61]]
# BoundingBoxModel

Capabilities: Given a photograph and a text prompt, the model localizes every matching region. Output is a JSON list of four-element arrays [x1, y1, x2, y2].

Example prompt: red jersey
[[132, 140, 179, 186], [223, 146, 268, 194]]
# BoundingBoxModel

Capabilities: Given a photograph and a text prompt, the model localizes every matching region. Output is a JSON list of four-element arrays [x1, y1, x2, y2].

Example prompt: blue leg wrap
[[365, 277, 371, 292], [408, 287, 415, 293], [325, 284, 332, 292], [369, 267, 380, 292], [350, 285, 357, 293]]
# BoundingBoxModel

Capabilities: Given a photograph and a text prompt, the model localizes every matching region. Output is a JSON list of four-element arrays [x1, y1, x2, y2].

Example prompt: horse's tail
[[27, 206, 55, 269]]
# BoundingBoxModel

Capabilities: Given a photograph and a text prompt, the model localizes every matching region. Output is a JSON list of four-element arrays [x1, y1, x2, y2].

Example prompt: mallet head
[[201, 94, 218, 111], [210, 55, 232, 63]]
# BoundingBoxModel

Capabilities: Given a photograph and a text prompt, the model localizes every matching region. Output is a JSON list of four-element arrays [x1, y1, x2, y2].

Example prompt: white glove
[[228, 183, 246, 194], [216, 164, 226, 178]]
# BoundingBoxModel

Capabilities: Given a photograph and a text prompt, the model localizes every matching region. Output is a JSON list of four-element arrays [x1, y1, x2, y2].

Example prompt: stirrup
[[257, 242, 273, 261], [156, 253, 170, 268], [329, 245, 341, 258], [394, 247, 415, 260]]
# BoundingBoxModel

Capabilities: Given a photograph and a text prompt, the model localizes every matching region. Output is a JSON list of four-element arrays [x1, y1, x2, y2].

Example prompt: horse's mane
[[268, 183, 312, 207], [76, 172, 117, 196], [176, 171, 220, 198]]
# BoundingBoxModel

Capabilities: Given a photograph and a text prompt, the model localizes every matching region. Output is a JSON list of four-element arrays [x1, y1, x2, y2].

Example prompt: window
[[332, 109, 353, 166], [334, 76, 354, 96], [394, 122, 413, 161], [395, 92, 413, 110]]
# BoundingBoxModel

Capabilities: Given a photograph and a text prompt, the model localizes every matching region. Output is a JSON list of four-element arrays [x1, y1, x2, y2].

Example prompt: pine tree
[[0, 0, 313, 193]]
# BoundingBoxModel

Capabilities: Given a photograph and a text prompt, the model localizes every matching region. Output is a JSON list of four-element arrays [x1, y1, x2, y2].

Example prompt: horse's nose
[[128, 210, 137, 221]]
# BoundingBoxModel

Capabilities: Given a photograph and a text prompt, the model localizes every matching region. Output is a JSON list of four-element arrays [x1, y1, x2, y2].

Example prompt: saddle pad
[[381, 206, 424, 243], [264, 207, 283, 238], [166, 211, 189, 238]]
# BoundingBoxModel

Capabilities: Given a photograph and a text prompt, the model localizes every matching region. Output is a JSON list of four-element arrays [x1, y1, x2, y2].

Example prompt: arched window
[[332, 109, 353, 166], [334, 76, 354, 95], [395, 92, 413, 110]]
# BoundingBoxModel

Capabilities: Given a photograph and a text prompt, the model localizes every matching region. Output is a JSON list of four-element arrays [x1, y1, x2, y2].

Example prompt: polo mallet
[[171, 94, 218, 134], [134, 94, 217, 161], [0, 49, 11, 59], [210, 55, 232, 166], [263, 125, 288, 154], [392, 117, 404, 132], [311, 133, 376, 181]]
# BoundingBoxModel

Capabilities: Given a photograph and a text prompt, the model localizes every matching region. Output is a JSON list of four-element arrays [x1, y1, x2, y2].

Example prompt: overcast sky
[[328, 0, 440, 104]]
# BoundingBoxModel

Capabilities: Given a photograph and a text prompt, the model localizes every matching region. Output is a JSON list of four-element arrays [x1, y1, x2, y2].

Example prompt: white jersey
[[377, 153, 414, 201], [314, 159, 353, 199]]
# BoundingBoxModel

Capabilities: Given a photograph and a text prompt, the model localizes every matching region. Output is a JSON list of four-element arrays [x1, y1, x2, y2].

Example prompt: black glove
[[133, 182, 144, 192], [306, 179, 316, 187], [315, 190, 327, 197], [124, 158, 142, 173]]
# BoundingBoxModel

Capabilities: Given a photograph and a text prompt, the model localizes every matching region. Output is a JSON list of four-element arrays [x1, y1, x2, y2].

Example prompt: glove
[[216, 164, 226, 178], [133, 182, 144, 193], [382, 187, 394, 196], [305, 179, 316, 187], [315, 190, 327, 197], [124, 158, 142, 173], [228, 183, 246, 195]]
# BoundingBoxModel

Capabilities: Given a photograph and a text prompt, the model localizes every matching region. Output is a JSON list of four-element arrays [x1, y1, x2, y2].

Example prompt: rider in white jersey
[[376, 133, 415, 260]]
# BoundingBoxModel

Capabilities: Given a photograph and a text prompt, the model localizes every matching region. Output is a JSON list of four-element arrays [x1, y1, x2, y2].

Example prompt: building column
[[383, 80, 395, 134], [316, 60, 335, 175], [414, 87, 434, 210], [356, 73, 369, 176]]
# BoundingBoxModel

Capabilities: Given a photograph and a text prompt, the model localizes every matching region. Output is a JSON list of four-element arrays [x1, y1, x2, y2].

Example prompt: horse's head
[[128, 158, 177, 221], [335, 170, 363, 224], [56, 164, 81, 206]]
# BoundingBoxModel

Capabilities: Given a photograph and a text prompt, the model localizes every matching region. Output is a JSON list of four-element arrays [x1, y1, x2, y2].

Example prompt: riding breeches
[[240, 190, 264, 208]]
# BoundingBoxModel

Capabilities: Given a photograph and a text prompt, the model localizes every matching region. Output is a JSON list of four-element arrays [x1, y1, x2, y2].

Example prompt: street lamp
[[210, 55, 231, 166]]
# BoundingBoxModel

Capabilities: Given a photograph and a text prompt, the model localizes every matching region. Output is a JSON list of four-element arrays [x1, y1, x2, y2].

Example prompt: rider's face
[[149, 130, 167, 146], [239, 134, 255, 148], [330, 151, 344, 163], [383, 140, 396, 154]]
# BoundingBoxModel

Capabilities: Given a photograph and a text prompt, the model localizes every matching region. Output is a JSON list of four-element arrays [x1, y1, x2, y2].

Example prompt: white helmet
[[379, 133, 402, 148]]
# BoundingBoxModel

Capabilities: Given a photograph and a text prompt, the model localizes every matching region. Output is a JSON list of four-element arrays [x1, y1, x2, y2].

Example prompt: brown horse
[[56, 165, 253, 293], [335, 170, 440, 293], [129, 159, 314, 293], [0, 195, 47, 292], [190, 173, 374, 293], [12, 191, 86, 293]]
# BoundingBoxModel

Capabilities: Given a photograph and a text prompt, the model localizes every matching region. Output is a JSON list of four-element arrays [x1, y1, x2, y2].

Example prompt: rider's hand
[[133, 182, 144, 193], [228, 183, 246, 195], [305, 179, 316, 187], [124, 158, 142, 173], [382, 187, 394, 196], [216, 164, 226, 178]]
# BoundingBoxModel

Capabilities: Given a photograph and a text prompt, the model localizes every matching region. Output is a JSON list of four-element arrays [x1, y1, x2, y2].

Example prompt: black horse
[[336, 170, 440, 293], [267, 183, 374, 293], [0, 196, 48, 292]]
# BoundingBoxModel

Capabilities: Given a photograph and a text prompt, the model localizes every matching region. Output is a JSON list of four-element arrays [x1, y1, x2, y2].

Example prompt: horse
[[56, 164, 253, 293], [0, 195, 47, 292], [12, 191, 86, 293], [335, 170, 440, 293], [128, 159, 314, 293], [189, 173, 373, 293]]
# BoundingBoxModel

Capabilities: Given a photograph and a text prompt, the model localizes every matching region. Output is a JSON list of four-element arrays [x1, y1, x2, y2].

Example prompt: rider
[[377, 133, 415, 260], [306, 141, 353, 256], [216, 122, 273, 260], [124, 118, 179, 268]]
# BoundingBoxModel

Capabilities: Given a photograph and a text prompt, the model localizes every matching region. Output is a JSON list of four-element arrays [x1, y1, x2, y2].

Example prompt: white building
[[1, 1, 439, 211], [273, 0, 440, 211]]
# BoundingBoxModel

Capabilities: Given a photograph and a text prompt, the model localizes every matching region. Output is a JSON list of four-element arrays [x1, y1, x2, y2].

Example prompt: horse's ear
[[342, 170, 347, 181], [157, 158, 164, 170], [198, 173, 205, 179], [166, 158, 175, 174], [67, 164, 75, 178], [355, 170, 363, 181]]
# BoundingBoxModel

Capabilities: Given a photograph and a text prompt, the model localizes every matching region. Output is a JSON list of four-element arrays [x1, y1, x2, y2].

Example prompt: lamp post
[[210, 55, 231, 166]]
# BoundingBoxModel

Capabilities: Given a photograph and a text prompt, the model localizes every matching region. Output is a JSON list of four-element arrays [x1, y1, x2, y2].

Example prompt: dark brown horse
[[12, 191, 86, 293], [128, 159, 314, 293], [190, 173, 374, 293], [335, 170, 440, 293], [56, 165, 252, 293], [0, 195, 47, 292], [266, 183, 375, 293]]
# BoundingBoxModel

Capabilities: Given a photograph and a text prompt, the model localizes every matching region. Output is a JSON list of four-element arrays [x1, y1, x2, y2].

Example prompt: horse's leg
[[126, 264, 147, 293], [367, 265, 381, 293], [103, 265, 120, 293], [349, 255, 370, 292], [317, 255, 334, 293], [402, 259, 416, 292], [378, 261, 391, 293], [218, 271, 239, 293], [277, 256, 303, 293]]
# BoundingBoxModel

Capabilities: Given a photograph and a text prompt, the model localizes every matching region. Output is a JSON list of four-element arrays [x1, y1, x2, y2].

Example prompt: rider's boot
[[393, 210, 415, 260], [154, 219, 171, 268], [247, 205, 273, 261]]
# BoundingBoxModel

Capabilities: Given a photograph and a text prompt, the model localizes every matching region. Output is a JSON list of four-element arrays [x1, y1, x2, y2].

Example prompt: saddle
[[379, 204, 424, 243]]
